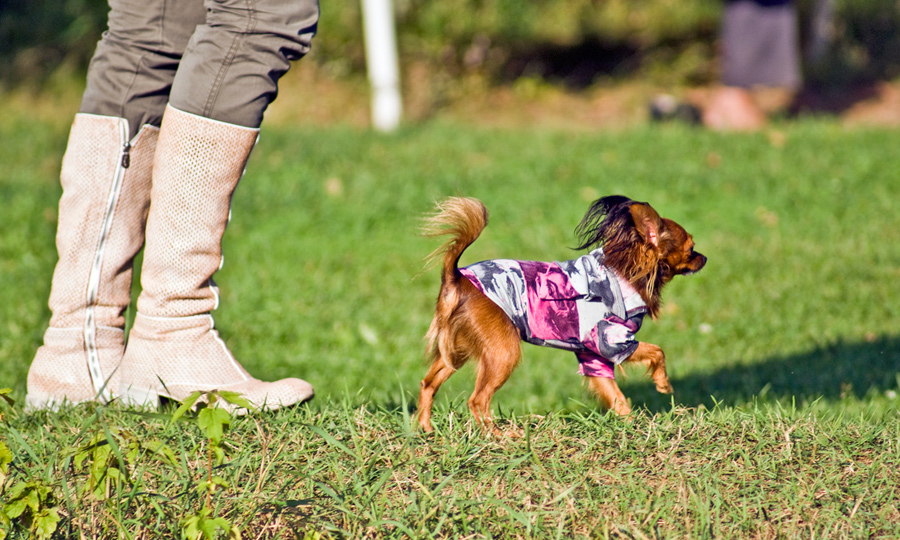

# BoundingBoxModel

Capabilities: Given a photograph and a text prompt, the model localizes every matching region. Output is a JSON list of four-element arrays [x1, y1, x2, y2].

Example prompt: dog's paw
[[494, 427, 524, 438], [655, 381, 674, 394]]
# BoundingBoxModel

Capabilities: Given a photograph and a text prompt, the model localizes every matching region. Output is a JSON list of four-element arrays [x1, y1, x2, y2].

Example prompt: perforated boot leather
[[119, 105, 313, 411], [27, 114, 158, 408]]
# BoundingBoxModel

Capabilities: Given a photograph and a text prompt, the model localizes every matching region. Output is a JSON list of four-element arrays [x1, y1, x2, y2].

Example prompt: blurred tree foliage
[[311, 0, 723, 86], [1, 0, 898, 90], [803, 0, 900, 86], [0, 0, 108, 86]]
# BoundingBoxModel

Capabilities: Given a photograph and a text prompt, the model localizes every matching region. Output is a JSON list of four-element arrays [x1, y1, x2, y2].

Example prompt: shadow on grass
[[623, 336, 900, 413]]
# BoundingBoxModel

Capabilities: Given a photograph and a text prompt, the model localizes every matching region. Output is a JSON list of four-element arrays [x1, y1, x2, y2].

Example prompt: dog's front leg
[[625, 342, 673, 395], [586, 376, 632, 415]]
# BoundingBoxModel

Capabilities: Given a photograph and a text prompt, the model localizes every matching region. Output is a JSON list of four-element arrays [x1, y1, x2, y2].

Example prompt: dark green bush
[[320, 0, 721, 86], [815, 0, 900, 84], [0, 0, 107, 85], [1, 0, 898, 89]]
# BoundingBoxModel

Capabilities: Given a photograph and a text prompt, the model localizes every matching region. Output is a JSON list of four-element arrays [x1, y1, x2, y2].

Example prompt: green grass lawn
[[1, 105, 899, 538]]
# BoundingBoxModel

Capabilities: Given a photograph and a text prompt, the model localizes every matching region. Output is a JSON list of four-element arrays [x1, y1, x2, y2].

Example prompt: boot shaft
[[50, 114, 158, 329], [137, 105, 259, 318]]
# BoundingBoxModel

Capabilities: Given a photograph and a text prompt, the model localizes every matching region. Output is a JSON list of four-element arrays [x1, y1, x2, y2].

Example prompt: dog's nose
[[695, 253, 707, 270]]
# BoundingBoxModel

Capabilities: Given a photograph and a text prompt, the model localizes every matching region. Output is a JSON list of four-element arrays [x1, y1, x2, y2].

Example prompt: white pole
[[361, 0, 402, 131]]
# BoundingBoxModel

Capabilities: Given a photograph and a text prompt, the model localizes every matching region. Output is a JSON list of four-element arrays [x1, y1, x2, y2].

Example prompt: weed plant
[[1, 106, 899, 538]]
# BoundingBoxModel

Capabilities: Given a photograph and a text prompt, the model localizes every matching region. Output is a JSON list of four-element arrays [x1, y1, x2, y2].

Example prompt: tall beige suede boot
[[120, 105, 313, 411], [27, 114, 158, 408]]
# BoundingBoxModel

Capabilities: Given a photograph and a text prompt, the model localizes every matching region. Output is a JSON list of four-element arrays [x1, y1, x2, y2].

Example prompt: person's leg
[[120, 0, 319, 411], [168, 0, 319, 128], [81, 0, 207, 138], [702, 85, 767, 131], [27, 0, 205, 408]]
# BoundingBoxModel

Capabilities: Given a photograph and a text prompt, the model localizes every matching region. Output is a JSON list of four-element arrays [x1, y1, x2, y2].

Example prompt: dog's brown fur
[[417, 196, 706, 433]]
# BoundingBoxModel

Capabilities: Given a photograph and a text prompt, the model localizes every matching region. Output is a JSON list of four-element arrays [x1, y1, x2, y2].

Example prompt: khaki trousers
[[80, 0, 319, 138]]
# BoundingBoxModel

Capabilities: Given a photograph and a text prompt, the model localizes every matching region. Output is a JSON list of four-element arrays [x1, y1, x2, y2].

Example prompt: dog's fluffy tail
[[422, 197, 488, 364], [422, 197, 488, 285]]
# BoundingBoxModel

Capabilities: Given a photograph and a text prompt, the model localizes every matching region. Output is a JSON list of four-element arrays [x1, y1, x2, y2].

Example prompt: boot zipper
[[121, 141, 131, 169], [84, 120, 131, 403]]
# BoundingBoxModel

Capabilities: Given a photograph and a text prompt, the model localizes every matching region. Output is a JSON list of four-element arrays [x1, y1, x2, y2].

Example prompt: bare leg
[[702, 86, 766, 132]]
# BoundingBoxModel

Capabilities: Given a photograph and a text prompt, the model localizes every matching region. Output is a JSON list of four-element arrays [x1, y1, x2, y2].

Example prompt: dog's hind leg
[[467, 336, 521, 434], [417, 357, 458, 432]]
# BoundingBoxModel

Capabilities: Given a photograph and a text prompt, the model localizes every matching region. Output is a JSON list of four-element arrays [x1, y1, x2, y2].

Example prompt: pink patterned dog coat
[[459, 249, 647, 379]]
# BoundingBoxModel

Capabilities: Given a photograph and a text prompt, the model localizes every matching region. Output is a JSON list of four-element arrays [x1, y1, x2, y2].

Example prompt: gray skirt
[[721, 0, 802, 89]]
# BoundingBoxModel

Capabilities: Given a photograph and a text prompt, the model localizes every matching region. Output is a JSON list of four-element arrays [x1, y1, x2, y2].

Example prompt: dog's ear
[[574, 195, 635, 250], [629, 203, 661, 247]]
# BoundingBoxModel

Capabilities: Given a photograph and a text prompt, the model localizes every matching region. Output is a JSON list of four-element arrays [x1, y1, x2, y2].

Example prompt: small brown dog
[[416, 196, 706, 432]]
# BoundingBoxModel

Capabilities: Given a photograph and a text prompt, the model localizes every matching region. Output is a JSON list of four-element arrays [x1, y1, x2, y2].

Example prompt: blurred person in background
[[702, 0, 803, 130], [27, 0, 319, 411]]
